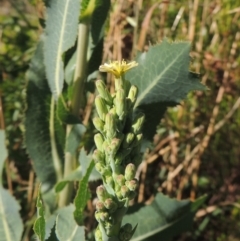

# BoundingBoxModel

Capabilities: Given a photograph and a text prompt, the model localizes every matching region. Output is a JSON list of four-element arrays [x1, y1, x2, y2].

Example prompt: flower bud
[[131, 113, 145, 134], [104, 198, 118, 213], [109, 138, 122, 156], [116, 88, 126, 120], [114, 174, 126, 187], [122, 132, 135, 148], [96, 185, 108, 201], [96, 79, 112, 105], [128, 85, 138, 105], [122, 223, 132, 233], [124, 163, 136, 181], [105, 113, 117, 139], [94, 133, 104, 152], [99, 211, 109, 222], [131, 133, 143, 148], [128, 191, 136, 200], [95, 95, 108, 121], [125, 179, 138, 191], [93, 117, 104, 133], [95, 162, 105, 175], [92, 149, 105, 163], [120, 185, 130, 198], [95, 227, 103, 241], [106, 175, 114, 187], [115, 152, 124, 165], [96, 200, 105, 211]]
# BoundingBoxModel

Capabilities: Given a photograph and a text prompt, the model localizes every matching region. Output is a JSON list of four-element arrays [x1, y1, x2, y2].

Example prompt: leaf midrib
[[134, 44, 188, 108], [55, 0, 71, 97]]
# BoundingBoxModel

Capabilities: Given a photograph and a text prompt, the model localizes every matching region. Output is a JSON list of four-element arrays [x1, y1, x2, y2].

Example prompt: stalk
[[58, 23, 90, 207], [94, 61, 144, 241]]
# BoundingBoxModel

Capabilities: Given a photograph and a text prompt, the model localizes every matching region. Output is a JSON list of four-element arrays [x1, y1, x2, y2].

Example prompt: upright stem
[[58, 23, 90, 207]]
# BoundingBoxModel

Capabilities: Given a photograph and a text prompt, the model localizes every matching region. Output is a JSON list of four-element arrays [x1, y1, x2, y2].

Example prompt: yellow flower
[[99, 60, 138, 77]]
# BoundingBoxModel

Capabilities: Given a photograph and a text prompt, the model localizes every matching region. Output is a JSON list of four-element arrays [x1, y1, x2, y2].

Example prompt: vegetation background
[[0, 0, 239, 240]]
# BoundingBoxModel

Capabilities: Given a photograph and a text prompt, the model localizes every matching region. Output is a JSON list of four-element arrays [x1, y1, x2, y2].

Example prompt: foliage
[[1, 0, 239, 241]]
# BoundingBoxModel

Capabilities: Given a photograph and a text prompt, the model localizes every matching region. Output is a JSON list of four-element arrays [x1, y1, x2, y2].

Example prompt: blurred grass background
[[0, 0, 240, 240]]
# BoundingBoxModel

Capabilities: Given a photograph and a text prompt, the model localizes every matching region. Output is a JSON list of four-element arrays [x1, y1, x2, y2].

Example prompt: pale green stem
[[58, 23, 89, 207]]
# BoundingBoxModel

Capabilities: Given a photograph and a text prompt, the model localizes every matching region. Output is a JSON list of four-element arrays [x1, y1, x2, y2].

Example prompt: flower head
[[99, 60, 138, 77]]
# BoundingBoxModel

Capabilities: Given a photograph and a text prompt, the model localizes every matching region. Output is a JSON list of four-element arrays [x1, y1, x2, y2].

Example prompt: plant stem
[[58, 23, 89, 207]]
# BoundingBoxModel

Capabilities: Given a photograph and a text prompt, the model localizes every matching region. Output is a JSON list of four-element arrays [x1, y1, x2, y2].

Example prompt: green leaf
[[33, 189, 46, 241], [65, 124, 86, 154], [44, 0, 80, 98], [25, 40, 64, 192], [56, 205, 85, 241], [0, 130, 7, 183], [126, 40, 206, 141], [79, 149, 101, 181], [0, 187, 23, 241], [123, 193, 207, 241], [55, 167, 82, 193], [74, 160, 95, 225]]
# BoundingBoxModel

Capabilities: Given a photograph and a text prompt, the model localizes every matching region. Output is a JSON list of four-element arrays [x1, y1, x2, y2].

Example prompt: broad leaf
[[65, 124, 86, 154], [0, 131, 23, 241], [44, 0, 80, 98], [56, 205, 85, 241], [123, 193, 207, 241], [0, 130, 7, 182], [0, 188, 23, 241], [33, 189, 46, 241], [126, 40, 206, 141], [25, 40, 64, 193], [55, 167, 82, 193], [74, 160, 95, 225], [79, 149, 101, 181]]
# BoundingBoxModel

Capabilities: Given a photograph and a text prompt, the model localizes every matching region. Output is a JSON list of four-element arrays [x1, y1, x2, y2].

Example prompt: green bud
[[96, 201, 105, 211], [99, 211, 109, 222], [125, 179, 138, 191], [96, 185, 108, 201], [95, 95, 108, 121], [131, 113, 145, 134], [96, 79, 112, 104], [94, 133, 104, 152], [120, 185, 130, 198], [124, 163, 136, 181], [130, 134, 143, 148], [119, 223, 133, 241], [105, 113, 117, 139], [93, 117, 104, 133], [105, 221, 114, 236], [116, 88, 126, 120], [109, 138, 122, 156], [104, 198, 118, 213], [92, 149, 105, 163], [122, 132, 135, 148], [128, 191, 136, 200], [115, 152, 124, 165], [109, 106, 116, 115], [114, 174, 126, 186], [95, 211, 101, 222], [95, 227, 103, 241], [106, 175, 114, 187], [95, 162, 105, 175], [116, 191, 123, 199], [128, 85, 138, 105]]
